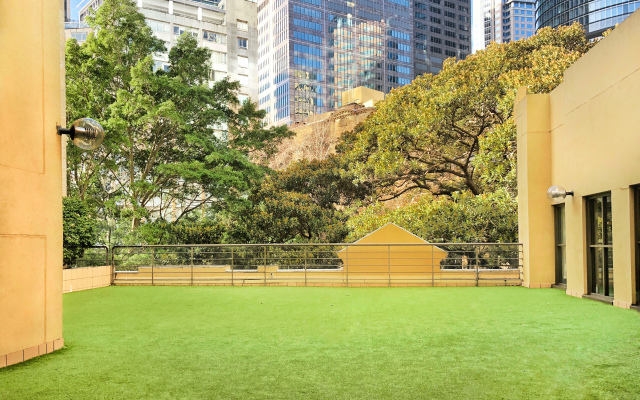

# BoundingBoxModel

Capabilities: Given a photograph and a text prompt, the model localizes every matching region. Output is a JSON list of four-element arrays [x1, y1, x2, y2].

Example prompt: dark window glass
[[554, 205, 566, 284], [588, 193, 614, 297]]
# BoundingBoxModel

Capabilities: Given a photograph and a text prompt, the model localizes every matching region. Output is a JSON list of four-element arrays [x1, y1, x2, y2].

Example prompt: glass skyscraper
[[537, 0, 640, 39], [258, 0, 471, 125], [474, 0, 536, 52]]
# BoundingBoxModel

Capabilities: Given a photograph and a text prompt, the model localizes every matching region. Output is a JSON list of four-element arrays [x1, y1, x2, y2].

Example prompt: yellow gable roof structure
[[347, 222, 433, 245], [337, 223, 447, 279]]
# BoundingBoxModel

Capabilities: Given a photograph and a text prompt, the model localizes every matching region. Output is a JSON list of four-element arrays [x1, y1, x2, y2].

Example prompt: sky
[[70, 0, 83, 21]]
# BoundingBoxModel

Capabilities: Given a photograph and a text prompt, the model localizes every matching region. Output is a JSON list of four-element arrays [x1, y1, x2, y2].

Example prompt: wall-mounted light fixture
[[547, 185, 574, 204], [57, 118, 104, 151]]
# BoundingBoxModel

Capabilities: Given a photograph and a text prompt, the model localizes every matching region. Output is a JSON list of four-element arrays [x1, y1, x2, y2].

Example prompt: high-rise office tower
[[74, 0, 259, 102], [473, 0, 536, 52], [257, 0, 471, 125], [65, 0, 72, 22], [537, 0, 639, 38], [414, 0, 472, 76]]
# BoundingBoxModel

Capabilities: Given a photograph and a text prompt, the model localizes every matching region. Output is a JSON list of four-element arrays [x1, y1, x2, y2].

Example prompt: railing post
[[231, 247, 234, 287], [475, 248, 479, 287], [304, 246, 307, 287], [190, 246, 194, 286], [264, 245, 267, 286], [151, 247, 155, 286], [431, 244, 434, 287], [345, 245, 349, 287], [111, 246, 115, 286], [388, 245, 391, 287]]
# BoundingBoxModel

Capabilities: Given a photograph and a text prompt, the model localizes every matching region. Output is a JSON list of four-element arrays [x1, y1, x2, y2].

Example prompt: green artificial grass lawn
[[2, 287, 640, 399]]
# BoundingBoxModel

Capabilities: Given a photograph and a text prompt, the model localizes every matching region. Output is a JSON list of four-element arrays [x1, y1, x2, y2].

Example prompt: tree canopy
[[65, 0, 291, 231], [345, 24, 593, 200]]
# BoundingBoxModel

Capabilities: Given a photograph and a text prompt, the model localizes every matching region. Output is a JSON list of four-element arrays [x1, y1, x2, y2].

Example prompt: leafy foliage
[[226, 158, 371, 243], [63, 198, 99, 266], [65, 0, 291, 232], [345, 24, 593, 200], [347, 189, 518, 243]]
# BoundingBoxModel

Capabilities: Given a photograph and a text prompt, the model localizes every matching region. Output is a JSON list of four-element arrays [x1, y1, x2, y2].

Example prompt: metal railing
[[65, 246, 109, 269], [100, 243, 523, 287]]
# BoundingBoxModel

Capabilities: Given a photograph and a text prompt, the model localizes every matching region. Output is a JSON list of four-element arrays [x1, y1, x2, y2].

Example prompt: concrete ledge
[[582, 294, 614, 305], [1, 338, 64, 368]]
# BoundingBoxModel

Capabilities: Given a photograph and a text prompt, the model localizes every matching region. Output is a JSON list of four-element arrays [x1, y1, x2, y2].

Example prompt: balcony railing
[[69, 243, 524, 287]]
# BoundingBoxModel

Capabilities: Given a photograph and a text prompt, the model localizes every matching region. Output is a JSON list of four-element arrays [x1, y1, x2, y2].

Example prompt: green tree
[[226, 158, 370, 243], [347, 189, 518, 243], [345, 24, 593, 200], [63, 198, 99, 266], [65, 0, 291, 231]]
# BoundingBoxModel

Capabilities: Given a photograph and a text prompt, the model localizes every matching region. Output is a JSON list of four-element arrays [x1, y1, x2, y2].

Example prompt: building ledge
[[582, 293, 614, 305]]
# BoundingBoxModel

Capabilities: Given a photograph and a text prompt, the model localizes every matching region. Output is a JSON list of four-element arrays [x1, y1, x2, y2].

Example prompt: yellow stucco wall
[[0, 0, 65, 367], [516, 10, 640, 307], [337, 223, 447, 273], [341, 86, 385, 107]]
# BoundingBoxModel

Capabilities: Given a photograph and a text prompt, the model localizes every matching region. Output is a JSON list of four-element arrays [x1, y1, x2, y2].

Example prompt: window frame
[[586, 192, 614, 297], [554, 204, 567, 285]]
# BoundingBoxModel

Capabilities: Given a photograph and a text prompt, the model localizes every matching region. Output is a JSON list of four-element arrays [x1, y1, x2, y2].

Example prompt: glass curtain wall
[[588, 193, 614, 297], [554, 204, 566, 285]]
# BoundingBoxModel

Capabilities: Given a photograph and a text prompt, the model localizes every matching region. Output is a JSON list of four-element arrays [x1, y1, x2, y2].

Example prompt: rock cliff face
[[269, 103, 376, 170]]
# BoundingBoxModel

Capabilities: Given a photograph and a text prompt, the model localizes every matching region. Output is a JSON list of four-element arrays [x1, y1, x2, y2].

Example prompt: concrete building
[[257, 0, 471, 126], [74, 0, 259, 102], [473, 0, 536, 52], [516, 9, 640, 309], [537, 0, 640, 39], [65, 0, 71, 21], [1, 0, 65, 368], [270, 86, 383, 170]]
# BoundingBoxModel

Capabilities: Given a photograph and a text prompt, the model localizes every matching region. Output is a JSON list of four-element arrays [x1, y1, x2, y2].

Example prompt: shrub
[[63, 197, 98, 267]]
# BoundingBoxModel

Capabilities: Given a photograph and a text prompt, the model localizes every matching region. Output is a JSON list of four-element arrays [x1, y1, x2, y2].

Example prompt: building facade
[[270, 86, 383, 170], [537, 0, 640, 39], [516, 9, 640, 309], [74, 0, 259, 102], [1, 0, 65, 368], [257, 0, 471, 125], [474, 0, 536, 52]]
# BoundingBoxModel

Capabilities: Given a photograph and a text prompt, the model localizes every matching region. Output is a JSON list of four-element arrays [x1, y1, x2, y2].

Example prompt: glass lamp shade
[[71, 118, 104, 150], [547, 186, 568, 204]]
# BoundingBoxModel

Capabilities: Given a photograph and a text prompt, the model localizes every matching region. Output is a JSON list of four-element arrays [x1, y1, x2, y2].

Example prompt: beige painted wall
[[0, 0, 65, 367], [63, 266, 111, 294], [516, 10, 640, 308]]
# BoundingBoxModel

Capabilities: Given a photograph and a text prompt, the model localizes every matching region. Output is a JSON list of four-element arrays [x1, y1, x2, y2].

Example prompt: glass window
[[555, 205, 566, 284], [238, 56, 248, 69], [211, 51, 227, 64], [237, 20, 249, 31], [203, 31, 227, 44], [588, 193, 614, 297], [238, 75, 249, 86], [174, 25, 197, 37], [148, 19, 170, 33], [209, 70, 227, 82], [238, 38, 248, 49]]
